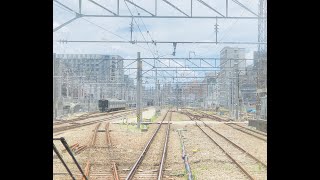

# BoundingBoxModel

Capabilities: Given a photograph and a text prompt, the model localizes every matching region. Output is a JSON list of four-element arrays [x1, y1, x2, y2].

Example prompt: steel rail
[[201, 121, 267, 168], [178, 111, 267, 179], [53, 110, 144, 133], [224, 123, 267, 142], [105, 122, 112, 146], [157, 111, 172, 180], [230, 123, 267, 136], [125, 111, 169, 180], [112, 162, 120, 180], [183, 110, 267, 168], [194, 122, 255, 180]]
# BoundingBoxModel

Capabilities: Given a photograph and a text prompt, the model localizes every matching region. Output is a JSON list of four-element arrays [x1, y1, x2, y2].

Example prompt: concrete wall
[[248, 119, 267, 133]]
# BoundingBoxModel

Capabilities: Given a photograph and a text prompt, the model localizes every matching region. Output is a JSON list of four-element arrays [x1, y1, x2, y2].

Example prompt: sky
[[53, 0, 261, 83]]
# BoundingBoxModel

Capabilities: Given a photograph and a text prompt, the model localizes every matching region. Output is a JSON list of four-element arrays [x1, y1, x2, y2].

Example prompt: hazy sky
[[53, 0, 260, 81]]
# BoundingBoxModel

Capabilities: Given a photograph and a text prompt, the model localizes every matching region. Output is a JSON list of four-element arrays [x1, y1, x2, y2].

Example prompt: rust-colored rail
[[91, 123, 101, 147], [194, 122, 255, 180], [105, 122, 112, 146], [179, 110, 267, 179], [74, 145, 87, 155], [112, 162, 120, 180], [79, 123, 101, 180], [225, 123, 267, 142], [107, 122, 119, 180], [81, 161, 91, 180], [53, 111, 134, 133], [125, 111, 170, 180], [62, 143, 79, 153], [201, 121, 267, 168], [53, 112, 100, 125], [53, 108, 149, 133], [158, 111, 172, 180], [195, 110, 230, 122], [180, 110, 224, 122], [54, 108, 147, 126], [184, 110, 267, 168], [188, 110, 267, 141], [230, 123, 267, 136], [94, 122, 120, 179]]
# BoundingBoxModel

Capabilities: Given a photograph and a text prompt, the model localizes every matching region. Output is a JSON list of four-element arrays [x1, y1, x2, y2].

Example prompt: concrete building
[[218, 47, 246, 118], [53, 53, 125, 118], [124, 75, 136, 106], [202, 73, 219, 109], [240, 64, 257, 106], [182, 81, 203, 107]]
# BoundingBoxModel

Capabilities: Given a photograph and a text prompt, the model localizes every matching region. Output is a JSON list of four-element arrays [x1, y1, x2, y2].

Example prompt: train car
[[127, 103, 136, 108], [98, 99, 126, 112], [98, 99, 108, 112]]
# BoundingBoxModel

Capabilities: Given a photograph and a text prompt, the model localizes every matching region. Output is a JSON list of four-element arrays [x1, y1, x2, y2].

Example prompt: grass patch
[[140, 124, 149, 130], [118, 123, 143, 132], [150, 114, 158, 122], [190, 169, 197, 180], [148, 109, 161, 122]]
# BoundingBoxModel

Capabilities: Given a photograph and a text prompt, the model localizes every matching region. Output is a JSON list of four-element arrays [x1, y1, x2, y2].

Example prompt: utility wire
[[124, 0, 158, 59], [54, 3, 158, 56], [132, 0, 159, 56]]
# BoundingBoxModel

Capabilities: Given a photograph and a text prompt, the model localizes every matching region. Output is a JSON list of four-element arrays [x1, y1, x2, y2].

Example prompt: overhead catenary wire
[[135, 8, 159, 57], [131, 2, 160, 60], [189, 3, 252, 59], [54, 1, 260, 81], [124, 0, 157, 58], [54, 2, 158, 57], [124, 0, 178, 81], [184, 8, 253, 82]]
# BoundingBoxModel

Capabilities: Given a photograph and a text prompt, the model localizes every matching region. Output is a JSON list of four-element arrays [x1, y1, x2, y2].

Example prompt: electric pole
[[136, 52, 142, 128], [235, 63, 239, 120], [130, 17, 133, 43]]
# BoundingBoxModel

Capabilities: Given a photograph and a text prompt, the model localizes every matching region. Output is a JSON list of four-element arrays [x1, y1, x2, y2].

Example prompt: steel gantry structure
[[54, 0, 266, 32], [53, 0, 267, 123], [256, 0, 267, 120]]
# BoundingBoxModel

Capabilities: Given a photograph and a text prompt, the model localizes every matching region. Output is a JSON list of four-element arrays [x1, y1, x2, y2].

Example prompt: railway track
[[53, 110, 139, 133], [179, 110, 227, 123], [53, 112, 100, 125], [228, 123, 267, 136], [125, 111, 171, 180], [224, 123, 267, 142], [180, 111, 267, 180], [81, 122, 120, 180], [53, 109, 134, 126], [193, 110, 230, 122], [188, 110, 267, 142]]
